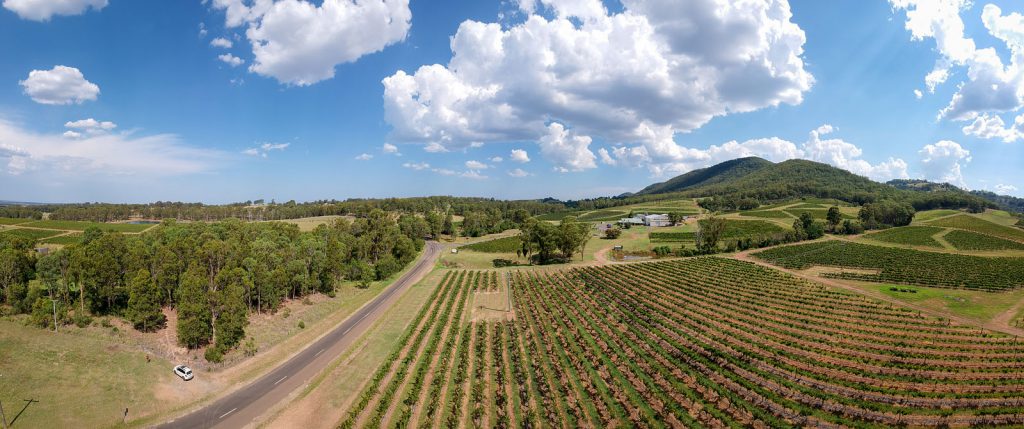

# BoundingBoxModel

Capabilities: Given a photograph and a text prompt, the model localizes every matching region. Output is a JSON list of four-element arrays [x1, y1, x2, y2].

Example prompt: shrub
[[604, 228, 622, 239], [652, 246, 673, 257], [72, 313, 93, 328], [243, 337, 258, 357], [204, 346, 224, 363], [298, 320, 305, 329]]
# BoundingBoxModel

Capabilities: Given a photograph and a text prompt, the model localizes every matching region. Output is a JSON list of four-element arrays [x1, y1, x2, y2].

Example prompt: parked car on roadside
[[174, 365, 194, 381]]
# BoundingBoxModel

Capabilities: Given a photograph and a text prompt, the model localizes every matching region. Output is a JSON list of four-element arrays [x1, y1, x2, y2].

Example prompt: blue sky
[[0, 0, 1022, 203]]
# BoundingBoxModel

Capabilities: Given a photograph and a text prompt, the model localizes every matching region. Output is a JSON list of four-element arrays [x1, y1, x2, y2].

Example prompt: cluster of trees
[[0, 210, 429, 362], [697, 196, 760, 212], [0, 206, 43, 219], [858, 201, 914, 229], [458, 209, 528, 238], [517, 217, 591, 264]]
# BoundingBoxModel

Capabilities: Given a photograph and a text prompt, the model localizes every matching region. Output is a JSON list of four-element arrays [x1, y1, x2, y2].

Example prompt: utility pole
[[52, 300, 58, 333]]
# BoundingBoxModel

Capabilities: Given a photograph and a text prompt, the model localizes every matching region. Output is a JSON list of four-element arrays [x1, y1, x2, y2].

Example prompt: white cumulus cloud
[[65, 118, 116, 134], [383, 0, 813, 155], [354, 153, 373, 160], [509, 149, 530, 163], [210, 37, 234, 49], [538, 123, 597, 173], [219, 53, 245, 67], [402, 161, 430, 170], [919, 140, 971, 187], [382, 143, 400, 154], [19, 65, 100, 105], [213, 0, 411, 86], [995, 183, 1018, 194], [961, 113, 1024, 143], [3, 0, 106, 21], [508, 168, 530, 178], [891, 1, 1024, 121], [465, 160, 489, 170], [424, 142, 448, 153]]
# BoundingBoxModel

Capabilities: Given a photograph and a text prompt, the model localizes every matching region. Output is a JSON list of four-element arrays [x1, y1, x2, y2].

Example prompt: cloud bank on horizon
[[0, 0, 1021, 202]]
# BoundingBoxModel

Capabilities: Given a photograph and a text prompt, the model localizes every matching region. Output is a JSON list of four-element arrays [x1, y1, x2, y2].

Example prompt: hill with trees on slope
[[635, 158, 995, 213]]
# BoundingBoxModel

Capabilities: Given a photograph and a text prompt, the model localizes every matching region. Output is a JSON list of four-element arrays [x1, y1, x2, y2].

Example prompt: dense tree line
[[0, 206, 43, 219], [697, 196, 760, 212], [0, 210, 430, 362], [39, 197, 566, 223]]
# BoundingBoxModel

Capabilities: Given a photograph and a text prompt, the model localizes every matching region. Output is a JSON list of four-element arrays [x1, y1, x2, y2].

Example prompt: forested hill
[[889, 179, 1024, 213], [635, 158, 996, 212], [637, 157, 773, 195]]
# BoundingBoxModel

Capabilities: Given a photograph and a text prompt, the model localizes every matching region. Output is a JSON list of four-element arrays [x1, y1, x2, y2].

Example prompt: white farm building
[[618, 213, 673, 227]]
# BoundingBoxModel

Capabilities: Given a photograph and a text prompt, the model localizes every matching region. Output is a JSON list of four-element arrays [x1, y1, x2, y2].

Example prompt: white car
[[174, 365, 194, 381]]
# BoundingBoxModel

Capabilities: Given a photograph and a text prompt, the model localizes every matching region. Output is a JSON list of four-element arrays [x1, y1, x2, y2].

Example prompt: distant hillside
[[886, 179, 961, 193], [635, 157, 994, 212], [637, 158, 895, 203], [637, 157, 772, 195], [889, 179, 1024, 213]]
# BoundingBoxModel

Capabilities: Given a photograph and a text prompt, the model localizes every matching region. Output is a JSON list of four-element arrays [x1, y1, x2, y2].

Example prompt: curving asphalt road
[[156, 241, 442, 429]]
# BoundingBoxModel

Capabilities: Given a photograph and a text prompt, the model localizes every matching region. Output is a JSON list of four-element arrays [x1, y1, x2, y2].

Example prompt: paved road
[[157, 241, 443, 429]]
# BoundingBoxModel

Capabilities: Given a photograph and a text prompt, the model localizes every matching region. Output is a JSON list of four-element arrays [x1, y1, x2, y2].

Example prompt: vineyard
[[739, 210, 793, 219], [650, 220, 784, 243], [752, 241, 1024, 291], [784, 208, 855, 221], [926, 215, 1024, 243], [861, 226, 944, 248], [944, 230, 1024, 251], [336, 259, 1024, 428]]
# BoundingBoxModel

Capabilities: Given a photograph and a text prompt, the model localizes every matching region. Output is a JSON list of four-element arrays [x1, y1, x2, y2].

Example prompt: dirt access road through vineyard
[[157, 241, 443, 429]]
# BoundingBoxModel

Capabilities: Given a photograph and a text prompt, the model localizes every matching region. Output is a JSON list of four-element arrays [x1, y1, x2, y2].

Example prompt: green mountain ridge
[[635, 157, 997, 212]]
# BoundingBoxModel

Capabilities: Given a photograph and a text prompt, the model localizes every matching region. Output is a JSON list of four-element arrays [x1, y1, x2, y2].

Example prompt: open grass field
[[22, 219, 154, 233], [846, 282, 1024, 324], [913, 209, 961, 223], [861, 226, 944, 248], [753, 240, 1024, 291], [460, 236, 522, 253], [926, 214, 1024, 243], [0, 217, 35, 225], [0, 319, 181, 428], [336, 258, 1024, 428]]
